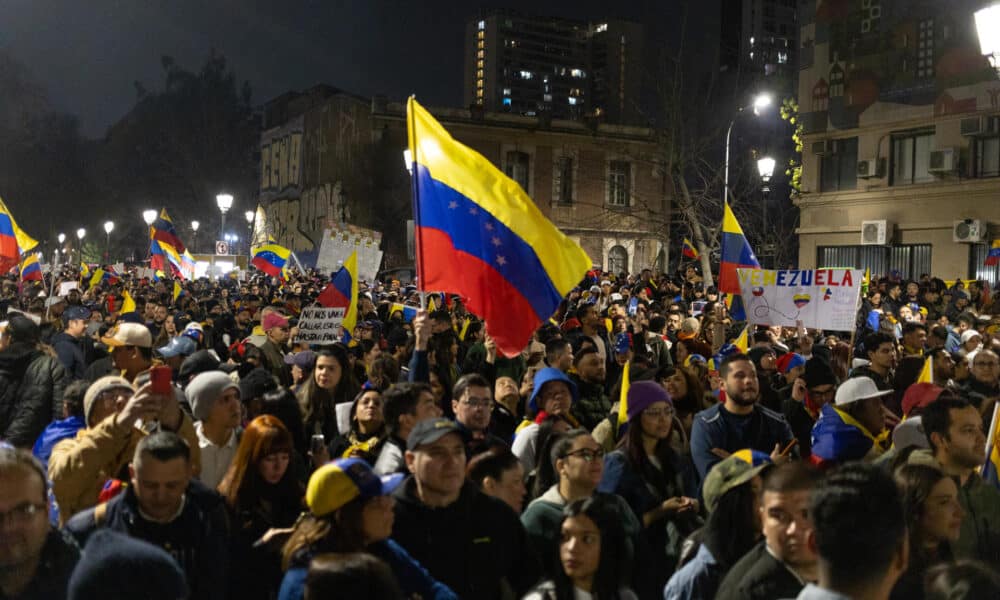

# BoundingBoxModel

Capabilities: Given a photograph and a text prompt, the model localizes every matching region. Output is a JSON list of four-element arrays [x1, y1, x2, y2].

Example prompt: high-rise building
[[721, 0, 799, 87], [463, 10, 643, 124]]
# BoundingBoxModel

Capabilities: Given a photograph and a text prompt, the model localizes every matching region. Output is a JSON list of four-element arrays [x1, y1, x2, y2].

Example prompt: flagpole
[[45, 249, 60, 320], [407, 96, 427, 311], [982, 402, 999, 477], [289, 251, 306, 275]]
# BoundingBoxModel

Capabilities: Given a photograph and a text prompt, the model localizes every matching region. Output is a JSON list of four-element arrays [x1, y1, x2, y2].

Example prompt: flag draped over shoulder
[[0, 196, 38, 273], [251, 243, 291, 280], [718, 201, 760, 294], [407, 96, 590, 357], [20, 253, 41, 281]]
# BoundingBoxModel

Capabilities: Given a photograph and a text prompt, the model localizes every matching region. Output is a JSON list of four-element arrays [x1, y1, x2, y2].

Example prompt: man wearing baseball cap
[[52, 305, 92, 380], [258, 311, 292, 387], [391, 418, 541, 599], [101, 322, 154, 383], [809, 377, 891, 469]]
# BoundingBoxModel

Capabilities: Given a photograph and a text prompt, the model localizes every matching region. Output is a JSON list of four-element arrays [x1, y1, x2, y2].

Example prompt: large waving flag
[[251, 242, 291, 279], [718, 201, 760, 294], [407, 97, 591, 357], [0, 196, 38, 272], [20, 253, 42, 281], [150, 209, 187, 254], [986, 240, 1000, 267], [681, 238, 699, 259], [328, 250, 359, 342]]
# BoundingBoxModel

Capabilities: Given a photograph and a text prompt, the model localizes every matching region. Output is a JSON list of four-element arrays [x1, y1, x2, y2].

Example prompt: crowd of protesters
[[2, 261, 1000, 600]]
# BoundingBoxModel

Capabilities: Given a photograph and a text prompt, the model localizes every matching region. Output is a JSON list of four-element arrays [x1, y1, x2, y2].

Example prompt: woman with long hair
[[327, 389, 387, 463], [218, 415, 304, 600], [524, 496, 638, 600], [295, 345, 359, 441], [891, 464, 963, 600], [152, 314, 177, 349], [598, 382, 700, 590], [278, 458, 457, 600]]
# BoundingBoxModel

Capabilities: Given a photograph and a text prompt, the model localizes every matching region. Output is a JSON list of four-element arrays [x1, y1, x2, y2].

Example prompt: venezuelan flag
[[331, 251, 359, 342], [173, 280, 184, 303], [982, 405, 1000, 488], [0, 196, 38, 272], [986, 240, 1000, 267], [616, 360, 631, 438], [389, 303, 418, 322], [150, 209, 187, 254], [20, 253, 42, 281], [252, 243, 291, 279], [120, 289, 137, 314], [407, 97, 590, 357], [718, 201, 760, 294], [180, 250, 196, 280], [732, 324, 750, 353], [681, 238, 699, 259]]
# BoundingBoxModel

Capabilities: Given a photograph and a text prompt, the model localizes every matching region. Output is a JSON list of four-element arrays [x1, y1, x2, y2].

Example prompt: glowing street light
[[103, 221, 114, 261], [142, 210, 157, 226], [216, 193, 233, 243], [976, 4, 1000, 71]]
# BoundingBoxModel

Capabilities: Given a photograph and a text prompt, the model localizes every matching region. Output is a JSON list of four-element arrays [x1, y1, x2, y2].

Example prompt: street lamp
[[191, 220, 199, 254], [724, 92, 772, 204], [757, 156, 776, 268], [76, 228, 86, 266], [216, 194, 233, 245], [976, 4, 1000, 72], [757, 157, 776, 192], [244, 210, 255, 255], [103, 221, 114, 262], [142, 210, 157, 226]]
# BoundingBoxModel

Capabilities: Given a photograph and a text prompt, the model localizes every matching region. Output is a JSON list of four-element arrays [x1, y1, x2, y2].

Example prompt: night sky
[[4, 0, 689, 138]]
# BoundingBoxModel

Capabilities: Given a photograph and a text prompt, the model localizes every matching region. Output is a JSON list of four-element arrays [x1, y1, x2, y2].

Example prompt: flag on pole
[[718, 201, 761, 294], [681, 238, 699, 259], [173, 281, 184, 303], [616, 361, 631, 438], [150, 209, 187, 254], [0, 196, 38, 273], [407, 96, 590, 357], [861, 268, 871, 296], [985, 240, 1000, 267], [330, 251, 359, 342], [20, 253, 42, 281], [251, 243, 291, 280], [732, 324, 750, 353], [982, 403, 1000, 488]]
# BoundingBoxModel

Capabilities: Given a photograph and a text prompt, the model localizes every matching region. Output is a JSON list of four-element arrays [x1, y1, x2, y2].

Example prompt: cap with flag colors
[[0, 195, 38, 273], [719, 201, 761, 294], [406, 96, 590, 357], [986, 240, 1000, 267], [251, 242, 291, 279], [681, 238, 699, 259], [20, 253, 42, 281]]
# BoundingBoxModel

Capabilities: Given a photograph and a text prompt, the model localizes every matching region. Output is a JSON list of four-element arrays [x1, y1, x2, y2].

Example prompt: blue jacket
[[663, 544, 723, 600], [277, 538, 458, 600], [690, 403, 794, 484]]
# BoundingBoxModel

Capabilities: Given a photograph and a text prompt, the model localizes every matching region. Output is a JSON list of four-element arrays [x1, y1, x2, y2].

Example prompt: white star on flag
[[484, 222, 494, 231], [491, 236, 502, 246], [448, 201, 458, 209], [469, 207, 478, 215], [496, 255, 507, 266]]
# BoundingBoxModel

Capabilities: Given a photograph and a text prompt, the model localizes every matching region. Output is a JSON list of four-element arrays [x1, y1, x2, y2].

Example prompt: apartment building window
[[505, 151, 530, 192], [607, 160, 631, 207], [608, 245, 628, 274], [818, 244, 931, 281], [891, 130, 935, 185], [976, 120, 1000, 177], [820, 137, 858, 192], [554, 156, 574, 204]]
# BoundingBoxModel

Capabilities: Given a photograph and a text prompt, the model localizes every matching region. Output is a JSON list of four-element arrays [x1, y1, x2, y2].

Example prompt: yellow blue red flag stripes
[[330, 251, 359, 342], [407, 97, 590, 357], [252, 243, 291, 279], [719, 201, 760, 295], [20, 253, 42, 281], [986, 240, 1000, 267], [150, 209, 187, 254], [616, 361, 631, 437], [982, 405, 1000, 488], [0, 196, 38, 273], [681, 238, 699, 259]]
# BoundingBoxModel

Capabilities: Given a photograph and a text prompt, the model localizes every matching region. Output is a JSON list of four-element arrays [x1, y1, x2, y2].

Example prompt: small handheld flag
[[616, 361, 631, 438], [681, 238, 699, 259], [986, 240, 1000, 267], [251, 243, 291, 280], [20, 253, 42, 282]]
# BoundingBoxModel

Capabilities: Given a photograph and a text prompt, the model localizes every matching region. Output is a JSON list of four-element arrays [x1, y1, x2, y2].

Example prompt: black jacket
[[65, 478, 230, 600], [51, 331, 87, 380], [391, 478, 541, 599], [715, 541, 805, 600], [0, 342, 69, 447], [3, 528, 79, 600]]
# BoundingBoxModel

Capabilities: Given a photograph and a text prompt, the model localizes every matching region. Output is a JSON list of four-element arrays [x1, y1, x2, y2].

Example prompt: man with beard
[[716, 462, 822, 600], [690, 353, 796, 484], [920, 397, 1000, 563]]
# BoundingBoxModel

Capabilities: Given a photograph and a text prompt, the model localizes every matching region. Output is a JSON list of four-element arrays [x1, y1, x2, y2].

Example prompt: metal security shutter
[[970, 244, 1000, 286]]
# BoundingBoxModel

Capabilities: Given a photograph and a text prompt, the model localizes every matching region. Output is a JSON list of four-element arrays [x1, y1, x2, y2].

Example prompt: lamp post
[[757, 156, 776, 268], [216, 194, 233, 249], [976, 4, 1000, 72], [191, 220, 199, 254], [103, 221, 114, 262], [142, 210, 157, 263], [723, 93, 772, 205], [76, 228, 86, 266], [245, 210, 255, 256]]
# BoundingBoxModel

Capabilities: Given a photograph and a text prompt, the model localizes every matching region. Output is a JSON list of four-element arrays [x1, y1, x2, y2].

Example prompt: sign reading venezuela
[[736, 268, 863, 331]]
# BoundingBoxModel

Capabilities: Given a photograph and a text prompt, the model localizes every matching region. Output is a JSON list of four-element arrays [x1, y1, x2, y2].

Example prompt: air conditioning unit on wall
[[861, 220, 891, 245], [953, 219, 986, 243], [857, 158, 879, 178]]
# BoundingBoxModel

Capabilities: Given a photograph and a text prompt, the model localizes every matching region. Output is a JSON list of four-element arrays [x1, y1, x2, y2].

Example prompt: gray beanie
[[186, 371, 240, 422], [83, 376, 133, 427]]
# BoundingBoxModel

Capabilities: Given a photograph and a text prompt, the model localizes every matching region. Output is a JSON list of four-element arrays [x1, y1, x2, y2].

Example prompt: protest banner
[[315, 224, 383, 282], [58, 281, 80, 296], [295, 306, 346, 344], [736, 268, 862, 331]]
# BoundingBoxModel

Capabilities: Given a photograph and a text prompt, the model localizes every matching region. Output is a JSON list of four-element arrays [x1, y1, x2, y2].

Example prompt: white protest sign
[[737, 268, 862, 331], [315, 225, 383, 281], [295, 306, 346, 344], [58, 281, 80, 296]]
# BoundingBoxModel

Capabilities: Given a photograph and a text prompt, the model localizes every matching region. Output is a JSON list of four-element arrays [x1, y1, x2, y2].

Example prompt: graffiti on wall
[[260, 115, 304, 199], [262, 181, 351, 254]]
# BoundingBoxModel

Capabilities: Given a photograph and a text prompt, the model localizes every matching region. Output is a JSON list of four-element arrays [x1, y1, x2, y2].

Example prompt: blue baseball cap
[[306, 457, 404, 517], [157, 336, 197, 358]]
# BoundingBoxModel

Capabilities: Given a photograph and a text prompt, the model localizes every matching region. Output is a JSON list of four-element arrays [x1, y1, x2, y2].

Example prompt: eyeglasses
[[461, 397, 494, 409], [0, 502, 45, 526], [642, 408, 675, 419], [562, 448, 605, 463]]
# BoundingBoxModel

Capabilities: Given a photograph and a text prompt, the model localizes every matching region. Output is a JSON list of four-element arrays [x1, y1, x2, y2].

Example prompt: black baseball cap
[[406, 418, 468, 451]]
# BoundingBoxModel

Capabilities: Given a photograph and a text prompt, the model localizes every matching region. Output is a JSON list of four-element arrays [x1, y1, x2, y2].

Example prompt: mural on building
[[799, 0, 999, 134]]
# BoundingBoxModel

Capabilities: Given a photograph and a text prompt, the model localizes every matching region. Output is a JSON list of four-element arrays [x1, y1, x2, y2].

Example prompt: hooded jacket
[[51, 330, 87, 380], [809, 403, 885, 469], [0, 341, 69, 447]]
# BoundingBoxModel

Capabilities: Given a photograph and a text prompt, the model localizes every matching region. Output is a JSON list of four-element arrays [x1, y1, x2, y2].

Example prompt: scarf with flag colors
[[19, 253, 42, 281], [251, 243, 291, 279], [986, 240, 1000, 267], [407, 96, 590, 357], [681, 238, 699, 259], [0, 196, 39, 273]]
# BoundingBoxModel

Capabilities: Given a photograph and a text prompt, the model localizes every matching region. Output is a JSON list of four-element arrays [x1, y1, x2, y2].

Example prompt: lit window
[[750, 36, 755, 45], [477, 30, 484, 40], [520, 70, 533, 79], [568, 97, 577, 105], [477, 60, 484, 69], [478, 20, 485, 30], [544, 93, 552, 101], [477, 50, 484, 59], [778, 51, 788, 64], [570, 68, 586, 78], [477, 80, 483, 89], [477, 40, 484, 49], [595, 23, 608, 32], [503, 97, 511, 106], [476, 89, 484, 98], [503, 88, 511, 95], [477, 69, 484, 78]]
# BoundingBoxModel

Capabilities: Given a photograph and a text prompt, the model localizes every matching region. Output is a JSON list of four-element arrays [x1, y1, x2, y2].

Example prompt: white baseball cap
[[834, 376, 893, 406]]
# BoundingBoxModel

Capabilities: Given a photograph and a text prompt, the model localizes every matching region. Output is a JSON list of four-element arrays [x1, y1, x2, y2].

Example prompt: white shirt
[[194, 421, 239, 489]]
